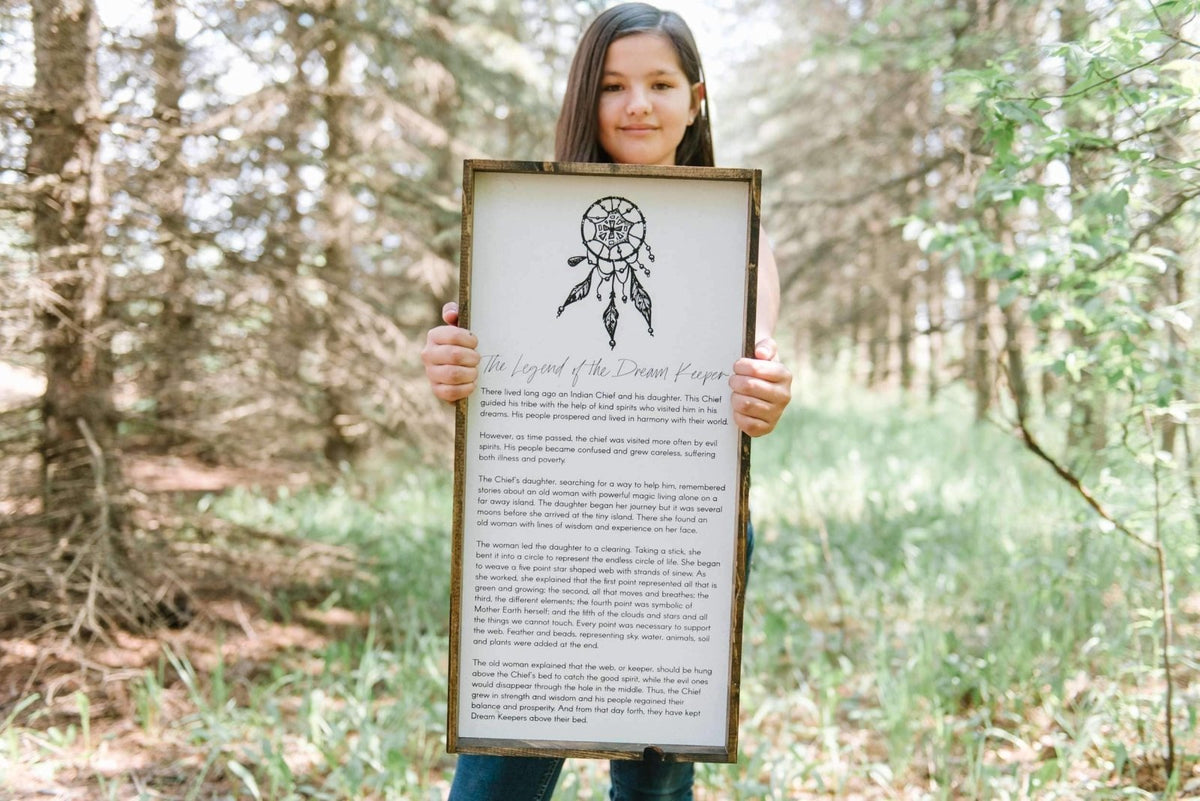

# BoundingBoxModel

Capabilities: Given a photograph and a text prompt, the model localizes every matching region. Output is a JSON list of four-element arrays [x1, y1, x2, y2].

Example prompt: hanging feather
[[603, 291, 619, 349], [557, 268, 594, 316], [568, 255, 586, 266], [630, 270, 653, 334]]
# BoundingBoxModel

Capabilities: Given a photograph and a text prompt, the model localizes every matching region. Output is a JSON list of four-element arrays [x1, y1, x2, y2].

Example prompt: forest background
[[1, 0, 1198, 798]]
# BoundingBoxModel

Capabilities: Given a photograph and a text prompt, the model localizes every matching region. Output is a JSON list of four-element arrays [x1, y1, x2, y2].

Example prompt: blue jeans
[[448, 754, 694, 800], [448, 524, 754, 800]]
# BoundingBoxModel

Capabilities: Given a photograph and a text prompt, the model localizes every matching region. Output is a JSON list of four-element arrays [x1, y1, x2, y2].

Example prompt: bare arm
[[728, 229, 792, 437], [755, 229, 780, 341]]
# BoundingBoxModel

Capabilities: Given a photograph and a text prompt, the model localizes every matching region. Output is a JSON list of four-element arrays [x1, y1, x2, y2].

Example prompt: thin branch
[[1149, 1, 1200, 50], [1142, 408, 1176, 778], [76, 417, 111, 535], [1066, 111, 1200, 157], [995, 358, 1155, 550], [1092, 188, 1200, 273], [1019, 42, 1183, 102], [775, 153, 960, 211]]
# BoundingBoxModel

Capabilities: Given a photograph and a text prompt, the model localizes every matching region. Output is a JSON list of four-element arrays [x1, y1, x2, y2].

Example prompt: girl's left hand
[[729, 338, 792, 437]]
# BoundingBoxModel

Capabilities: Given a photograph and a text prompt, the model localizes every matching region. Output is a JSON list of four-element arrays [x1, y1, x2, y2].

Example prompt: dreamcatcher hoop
[[557, 195, 656, 349], [581, 196, 647, 266]]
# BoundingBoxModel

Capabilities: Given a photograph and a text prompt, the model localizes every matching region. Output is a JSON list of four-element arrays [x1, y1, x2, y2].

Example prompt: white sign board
[[448, 160, 760, 764]]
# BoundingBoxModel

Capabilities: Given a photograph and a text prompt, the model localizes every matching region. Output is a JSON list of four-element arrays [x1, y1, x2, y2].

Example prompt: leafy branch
[[997, 361, 1181, 780]]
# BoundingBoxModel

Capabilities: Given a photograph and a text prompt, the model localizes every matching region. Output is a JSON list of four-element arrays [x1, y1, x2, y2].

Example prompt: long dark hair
[[554, 3, 714, 167]]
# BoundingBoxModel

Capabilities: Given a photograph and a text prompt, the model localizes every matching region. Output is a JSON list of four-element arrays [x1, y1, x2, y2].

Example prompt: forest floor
[[3, 392, 1199, 800], [1, 597, 389, 799], [5, 567, 1195, 800], [0, 455, 349, 799]]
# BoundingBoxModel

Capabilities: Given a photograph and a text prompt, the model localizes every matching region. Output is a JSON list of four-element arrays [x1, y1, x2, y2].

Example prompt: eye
[[653, 81, 675, 90], [601, 82, 623, 93]]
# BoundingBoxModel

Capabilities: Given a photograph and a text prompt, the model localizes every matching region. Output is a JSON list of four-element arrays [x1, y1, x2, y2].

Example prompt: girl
[[423, 4, 792, 799]]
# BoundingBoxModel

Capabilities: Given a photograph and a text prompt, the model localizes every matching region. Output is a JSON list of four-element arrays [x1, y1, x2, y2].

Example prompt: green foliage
[[730, 386, 1199, 797], [180, 468, 457, 797], [6, 390, 1198, 796], [212, 462, 454, 619], [907, 3, 1198, 507]]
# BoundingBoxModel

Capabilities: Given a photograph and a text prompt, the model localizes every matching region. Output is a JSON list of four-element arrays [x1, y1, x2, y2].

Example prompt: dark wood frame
[[448, 159, 761, 763]]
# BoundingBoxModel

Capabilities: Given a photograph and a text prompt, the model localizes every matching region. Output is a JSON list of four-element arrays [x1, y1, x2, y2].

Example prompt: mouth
[[620, 125, 658, 133]]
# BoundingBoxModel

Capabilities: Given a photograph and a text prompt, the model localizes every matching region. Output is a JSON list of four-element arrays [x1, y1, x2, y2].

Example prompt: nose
[[627, 87, 651, 115]]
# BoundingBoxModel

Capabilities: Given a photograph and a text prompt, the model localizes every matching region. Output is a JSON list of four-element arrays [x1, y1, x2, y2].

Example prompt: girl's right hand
[[421, 302, 480, 403]]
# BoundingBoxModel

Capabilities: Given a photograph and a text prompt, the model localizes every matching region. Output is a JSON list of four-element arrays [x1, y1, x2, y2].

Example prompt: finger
[[433, 380, 477, 403], [427, 363, 479, 387], [425, 325, 478, 352], [426, 358, 479, 403], [729, 364, 792, 396], [753, 337, 778, 362], [729, 386, 790, 423], [731, 386, 786, 431], [731, 390, 779, 422], [730, 384, 788, 422], [728, 367, 792, 436], [732, 408, 778, 437], [442, 301, 460, 326], [731, 355, 789, 380], [422, 338, 477, 366], [422, 352, 480, 388]]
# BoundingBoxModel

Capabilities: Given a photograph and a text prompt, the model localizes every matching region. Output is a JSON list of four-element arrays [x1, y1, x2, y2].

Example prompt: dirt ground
[[0, 594, 405, 799], [0, 451, 354, 799]]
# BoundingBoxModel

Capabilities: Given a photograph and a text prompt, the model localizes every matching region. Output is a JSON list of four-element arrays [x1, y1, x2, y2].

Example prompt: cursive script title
[[480, 353, 728, 389]]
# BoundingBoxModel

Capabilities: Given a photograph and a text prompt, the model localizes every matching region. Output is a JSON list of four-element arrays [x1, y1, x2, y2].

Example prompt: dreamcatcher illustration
[[556, 196, 655, 349]]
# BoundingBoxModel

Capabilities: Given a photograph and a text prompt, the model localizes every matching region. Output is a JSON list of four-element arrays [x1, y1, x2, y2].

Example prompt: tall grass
[[198, 465, 456, 798], [5, 389, 1195, 799], [724, 384, 1197, 799]]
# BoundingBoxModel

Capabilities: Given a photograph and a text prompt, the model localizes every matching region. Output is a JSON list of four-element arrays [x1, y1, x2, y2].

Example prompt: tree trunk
[[148, 0, 194, 441], [971, 275, 991, 420], [1061, 0, 1107, 454], [898, 265, 914, 392], [427, 0, 464, 321], [1065, 323, 1108, 453], [849, 283, 865, 383], [867, 289, 888, 388], [31, 0, 120, 529], [1002, 300, 1030, 422], [28, 0, 185, 635], [998, 228, 1031, 421], [1161, 259, 1186, 454], [266, 10, 316, 389], [318, 1, 362, 463], [1037, 318, 1057, 405], [924, 260, 944, 401], [1151, 8, 1192, 458], [865, 242, 887, 387]]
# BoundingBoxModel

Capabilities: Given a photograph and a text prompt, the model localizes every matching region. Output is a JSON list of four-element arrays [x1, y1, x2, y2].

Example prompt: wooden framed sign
[[448, 160, 760, 763]]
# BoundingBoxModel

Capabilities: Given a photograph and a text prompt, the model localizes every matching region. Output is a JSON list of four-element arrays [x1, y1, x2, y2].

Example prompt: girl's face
[[596, 32, 703, 167]]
